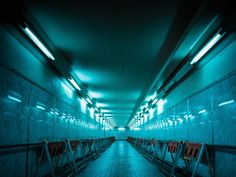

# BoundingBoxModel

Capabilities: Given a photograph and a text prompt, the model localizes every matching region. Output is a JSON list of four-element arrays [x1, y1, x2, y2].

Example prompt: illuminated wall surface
[[0, 66, 106, 144], [130, 72, 236, 176], [0, 65, 107, 176], [0, 2, 236, 176]]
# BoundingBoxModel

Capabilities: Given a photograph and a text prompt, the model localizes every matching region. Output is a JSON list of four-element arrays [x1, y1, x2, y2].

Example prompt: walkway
[[76, 141, 165, 177]]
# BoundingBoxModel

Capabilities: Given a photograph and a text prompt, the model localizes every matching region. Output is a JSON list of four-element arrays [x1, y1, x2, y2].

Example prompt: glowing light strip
[[190, 33, 222, 65], [36, 105, 46, 110], [24, 27, 55, 60], [7, 95, 22, 103], [198, 109, 206, 114], [218, 100, 234, 107], [118, 127, 125, 131], [86, 97, 92, 104], [68, 77, 81, 90]]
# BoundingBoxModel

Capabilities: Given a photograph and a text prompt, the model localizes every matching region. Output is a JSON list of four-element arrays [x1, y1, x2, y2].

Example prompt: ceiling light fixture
[[118, 127, 125, 131], [85, 97, 92, 105], [22, 25, 55, 60], [190, 32, 224, 65], [7, 95, 22, 103], [68, 77, 81, 91], [36, 105, 46, 110], [218, 99, 234, 107], [198, 109, 206, 114]]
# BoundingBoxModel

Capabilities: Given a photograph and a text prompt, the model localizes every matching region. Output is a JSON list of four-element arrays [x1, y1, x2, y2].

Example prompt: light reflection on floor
[[76, 141, 164, 177]]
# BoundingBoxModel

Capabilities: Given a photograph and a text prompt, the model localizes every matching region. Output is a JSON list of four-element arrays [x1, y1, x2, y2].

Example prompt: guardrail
[[0, 136, 115, 177], [127, 136, 236, 177]]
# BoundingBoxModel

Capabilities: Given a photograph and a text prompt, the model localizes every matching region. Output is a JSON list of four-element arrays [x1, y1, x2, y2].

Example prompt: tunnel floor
[[76, 141, 165, 177]]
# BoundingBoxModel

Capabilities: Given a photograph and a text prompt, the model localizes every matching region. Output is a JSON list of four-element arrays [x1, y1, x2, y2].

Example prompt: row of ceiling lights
[[128, 27, 226, 129], [20, 23, 114, 129]]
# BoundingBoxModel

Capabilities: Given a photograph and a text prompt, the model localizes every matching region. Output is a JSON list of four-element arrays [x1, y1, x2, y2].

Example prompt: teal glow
[[218, 99, 234, 107], [198, 109, 206, 114], [152, 98, 158, 105], [7, 95, 22, 103], [24, 27, 55, 60], [99, 117, 103, 124], [190, 33, 222, 65], [61, 82, 73, 98], [149, 107, 154, 119], [79, 97, 87, 114], [177, 117, 183, 123], [133, 127, 140, 131], [68, 77, 81, 90], [157, 99, 167, 115], [89, 107, 94, 119], [95, 107, 99, 112], [50, 111, 54, 115], [168, 120, 173, 126], [144, 114, 147, 123], [145, 92, 157, 101], [89, 91, 104, 99], [85, 97, 92, 104], [96, 114, 99, 122], [76, 71, 93, 82], [36, 105, 46, 110], [118, 127, 125, 131]]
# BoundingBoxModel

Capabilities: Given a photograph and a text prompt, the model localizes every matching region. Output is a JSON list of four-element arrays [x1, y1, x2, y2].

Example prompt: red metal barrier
[[184, 143, 202, 160], [70, 140, 80, 151], [48, 142, 65, 157], [168, 142, 178, 153]]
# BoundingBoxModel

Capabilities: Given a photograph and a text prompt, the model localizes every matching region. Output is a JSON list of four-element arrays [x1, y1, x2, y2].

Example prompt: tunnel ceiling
[[16, 0, 208, 127]]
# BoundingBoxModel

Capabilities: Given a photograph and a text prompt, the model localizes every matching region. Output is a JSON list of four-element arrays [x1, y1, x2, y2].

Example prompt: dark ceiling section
[[6, 0, 213, 126]]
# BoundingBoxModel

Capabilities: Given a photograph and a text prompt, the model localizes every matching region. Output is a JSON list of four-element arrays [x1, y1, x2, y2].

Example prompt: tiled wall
[[130, 71, 236, 177], [0, 66, 104, 144], [131, 72, 236, 146], [0, 66, 104, 176]]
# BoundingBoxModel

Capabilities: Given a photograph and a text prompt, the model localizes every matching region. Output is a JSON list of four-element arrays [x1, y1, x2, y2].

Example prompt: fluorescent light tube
[[50, 111, 54, 115], [68, 77, 81, 90], [198, 109, 206, 114], [7, 95, 22, 103], [218, 100, 234, 107], [86, 97, 92, 104], [118, 127, 125, 131], [23, 27, 55, 60], [152, 98, 158, 105], [133, 127, 140, 131], [36, 105, 46, 110], [80, 97, 87, 105], [190, 33, 222, 65]]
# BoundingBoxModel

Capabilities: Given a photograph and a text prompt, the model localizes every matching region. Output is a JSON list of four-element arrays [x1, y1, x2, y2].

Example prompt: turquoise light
[[24, 27, 55, 60], [157, 99, 167, 115], [198, 109, 206, 114], [50, 111, 54, 115], [149, 107, 154, 119], [218, 99, 234, 107], [61, 81, 73, 98], [68, 77, 81, 90], [118, 127, 125, 131], [133, 127, 140, 131], [96, 114, 99, 122], [36, 105, 46, 110], [89, 107, 94, 119], [85, 97, 92, 104], [190, 33, 222, 65], [7, 95, 22, 103], [79, 97, 87, 114]]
